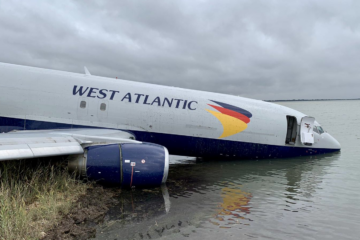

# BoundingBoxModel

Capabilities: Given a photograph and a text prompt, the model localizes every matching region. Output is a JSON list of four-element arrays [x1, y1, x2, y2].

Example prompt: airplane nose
[[329, 134, 341, 151]]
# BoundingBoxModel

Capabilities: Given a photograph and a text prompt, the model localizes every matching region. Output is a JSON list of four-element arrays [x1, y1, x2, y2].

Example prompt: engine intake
[[68, 143, 169, 188]]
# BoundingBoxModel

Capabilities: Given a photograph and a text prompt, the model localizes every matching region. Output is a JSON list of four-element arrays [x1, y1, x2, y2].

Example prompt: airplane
[[0, 62, 341, 188]]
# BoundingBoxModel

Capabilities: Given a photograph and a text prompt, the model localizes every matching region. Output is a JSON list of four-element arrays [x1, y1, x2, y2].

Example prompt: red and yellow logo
[[206, 100, 252, 138]]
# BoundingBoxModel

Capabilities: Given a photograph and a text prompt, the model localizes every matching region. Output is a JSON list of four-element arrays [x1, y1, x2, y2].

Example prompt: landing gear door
[[300, 116, 315, 146]]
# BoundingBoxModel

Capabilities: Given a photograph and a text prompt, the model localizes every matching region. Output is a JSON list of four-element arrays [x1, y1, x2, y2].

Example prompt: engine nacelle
[[68, 143, 169, 188]]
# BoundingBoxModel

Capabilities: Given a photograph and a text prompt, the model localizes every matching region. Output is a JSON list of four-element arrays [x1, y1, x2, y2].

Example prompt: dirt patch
[[43, 185, 119, 240]]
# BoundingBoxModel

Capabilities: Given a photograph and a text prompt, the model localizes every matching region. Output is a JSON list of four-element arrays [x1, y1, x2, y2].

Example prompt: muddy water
[[95, 100, 360, 240]]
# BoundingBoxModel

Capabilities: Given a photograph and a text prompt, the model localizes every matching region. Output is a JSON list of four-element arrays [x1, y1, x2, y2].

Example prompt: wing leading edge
[[0, 128, 139, 161]]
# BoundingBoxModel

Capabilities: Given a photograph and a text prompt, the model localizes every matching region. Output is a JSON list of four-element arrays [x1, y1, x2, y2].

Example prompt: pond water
[[95, 100, 360, 240]]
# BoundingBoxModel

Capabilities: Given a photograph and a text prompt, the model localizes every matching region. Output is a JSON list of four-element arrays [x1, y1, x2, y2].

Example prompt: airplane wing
[[0, 128, 140, 161]]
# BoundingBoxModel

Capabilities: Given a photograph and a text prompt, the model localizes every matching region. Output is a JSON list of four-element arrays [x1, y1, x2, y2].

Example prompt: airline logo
[[206, 100, 252, 139]]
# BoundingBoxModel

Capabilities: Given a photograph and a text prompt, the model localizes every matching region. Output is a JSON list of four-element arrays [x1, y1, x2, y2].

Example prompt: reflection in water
[[219, 188, 252, 216], [161, 184, 171, 213], [105, 185, 170, 225], [97, 153, 340, 239], [285, 165, 302, 201], [207, 153, 339, 228], [210, 187, 252, 228]]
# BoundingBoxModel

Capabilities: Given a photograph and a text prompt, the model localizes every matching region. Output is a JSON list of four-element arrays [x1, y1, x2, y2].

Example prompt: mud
[[43, 185, 120, 240]]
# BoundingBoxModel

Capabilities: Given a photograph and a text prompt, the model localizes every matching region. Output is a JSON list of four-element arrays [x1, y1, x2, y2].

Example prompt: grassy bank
[[0, 158, 90, 240]]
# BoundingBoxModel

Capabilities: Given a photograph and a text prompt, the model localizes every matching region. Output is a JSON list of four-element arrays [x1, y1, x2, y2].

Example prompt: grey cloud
[[0, 0, 359, 100]]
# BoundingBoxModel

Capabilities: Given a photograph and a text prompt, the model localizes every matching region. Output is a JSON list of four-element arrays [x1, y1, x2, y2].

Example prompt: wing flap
[[0, 144, 34, 160]]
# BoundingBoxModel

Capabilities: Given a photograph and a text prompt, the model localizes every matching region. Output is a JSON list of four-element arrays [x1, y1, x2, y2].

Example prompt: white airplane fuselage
[[0, 62, 340, 159]]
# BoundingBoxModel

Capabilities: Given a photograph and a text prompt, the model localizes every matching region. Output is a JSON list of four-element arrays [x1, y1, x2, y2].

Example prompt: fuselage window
[[100, 103, 106, 111], [80, 101, 86, 108]]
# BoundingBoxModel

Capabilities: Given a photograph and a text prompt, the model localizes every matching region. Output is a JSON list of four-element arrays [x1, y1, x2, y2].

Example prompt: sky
[[0, 0, 359, 100]]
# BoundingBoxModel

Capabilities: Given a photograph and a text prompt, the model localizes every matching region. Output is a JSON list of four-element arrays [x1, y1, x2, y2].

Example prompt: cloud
[[0, 0, 359, 100]]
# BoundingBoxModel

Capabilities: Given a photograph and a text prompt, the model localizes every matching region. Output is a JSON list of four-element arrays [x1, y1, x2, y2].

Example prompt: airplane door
[[285, 116, 298, 145], [300, 116, 315, 146]]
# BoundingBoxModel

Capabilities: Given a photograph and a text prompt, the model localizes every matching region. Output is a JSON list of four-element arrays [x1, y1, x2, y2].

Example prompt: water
[[95, 100, 360, 240]]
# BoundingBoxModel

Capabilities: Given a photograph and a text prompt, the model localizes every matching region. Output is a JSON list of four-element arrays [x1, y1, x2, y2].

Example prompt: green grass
[[0, 158, 90, 240]]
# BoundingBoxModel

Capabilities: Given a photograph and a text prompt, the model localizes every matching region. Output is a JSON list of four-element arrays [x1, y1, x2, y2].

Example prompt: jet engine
[[68, 143, 169, 188]]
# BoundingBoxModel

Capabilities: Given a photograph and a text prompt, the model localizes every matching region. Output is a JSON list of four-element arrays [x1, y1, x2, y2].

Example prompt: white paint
[[0, 62, 341, 162], [300, 116, 315, 145]]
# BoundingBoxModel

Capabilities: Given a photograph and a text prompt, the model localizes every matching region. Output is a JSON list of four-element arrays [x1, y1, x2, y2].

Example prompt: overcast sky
[[0, 0, 359, 100]]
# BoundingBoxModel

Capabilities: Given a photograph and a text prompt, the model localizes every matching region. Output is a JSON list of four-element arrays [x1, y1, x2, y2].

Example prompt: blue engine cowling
[[68, 143, 169, 188]]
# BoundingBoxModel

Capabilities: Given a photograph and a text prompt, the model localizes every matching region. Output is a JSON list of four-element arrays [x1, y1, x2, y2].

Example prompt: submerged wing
[[0, 128, 140, 161]]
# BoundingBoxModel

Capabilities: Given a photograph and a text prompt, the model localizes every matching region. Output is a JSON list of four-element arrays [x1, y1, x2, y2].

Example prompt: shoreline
[[43, 185, 120, 240], [0, 158, 119, 240]]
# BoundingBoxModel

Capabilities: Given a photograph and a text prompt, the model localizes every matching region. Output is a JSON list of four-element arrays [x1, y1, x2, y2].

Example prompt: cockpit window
[[313, 126, 319, 134], [313, 125, 325, 134]]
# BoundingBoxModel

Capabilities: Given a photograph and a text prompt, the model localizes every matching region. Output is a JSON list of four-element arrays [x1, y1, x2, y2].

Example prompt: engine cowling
[[68, 143, 169, 188]]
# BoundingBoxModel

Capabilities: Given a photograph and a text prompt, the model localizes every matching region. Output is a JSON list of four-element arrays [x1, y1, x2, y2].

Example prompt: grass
[[0, 158, 91, 240]]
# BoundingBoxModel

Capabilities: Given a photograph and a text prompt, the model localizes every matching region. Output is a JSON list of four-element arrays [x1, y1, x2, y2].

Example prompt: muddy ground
[[43, 185, 120, 240]]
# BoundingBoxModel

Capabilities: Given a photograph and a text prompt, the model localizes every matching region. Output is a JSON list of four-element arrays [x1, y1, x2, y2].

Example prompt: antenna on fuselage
[[84, 66, 91, 76]]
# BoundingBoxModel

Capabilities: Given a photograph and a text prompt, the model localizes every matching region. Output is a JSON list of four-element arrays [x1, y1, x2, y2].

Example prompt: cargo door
[[285, 116, 298, 145], [300, 116, 315, 146]]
